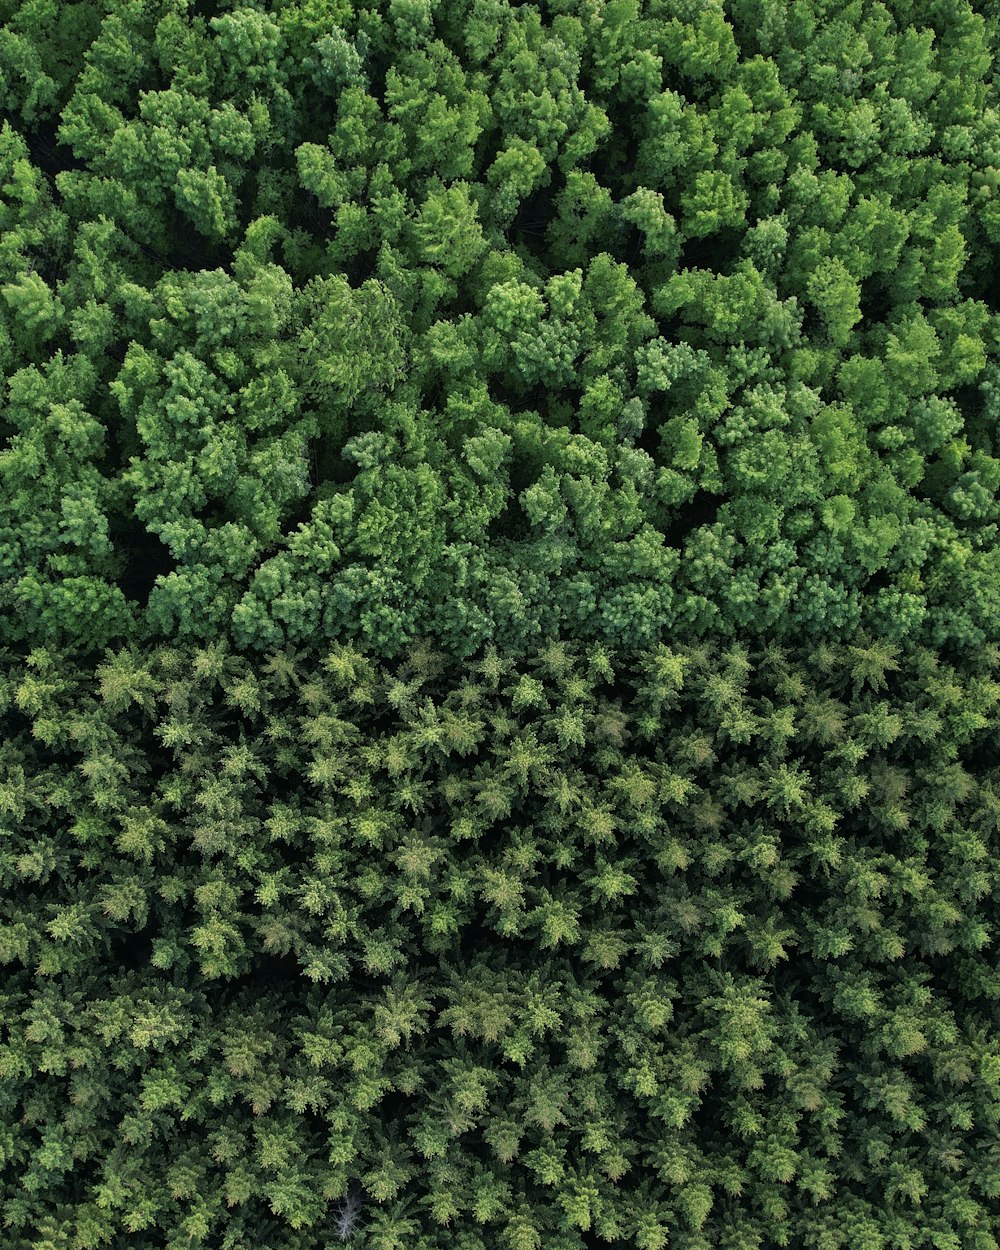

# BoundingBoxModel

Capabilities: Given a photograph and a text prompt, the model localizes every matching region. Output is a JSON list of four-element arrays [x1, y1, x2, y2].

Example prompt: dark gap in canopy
[[677, 225, 745, 276], [659, 491, 723, 549], [7, 113, 87, 178], [117, 528, 175, 607]]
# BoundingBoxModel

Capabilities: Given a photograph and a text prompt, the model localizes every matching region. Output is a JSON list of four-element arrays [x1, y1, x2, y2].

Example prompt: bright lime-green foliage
[[0, 0, 999, 655], [1, 0, 1000, 1247]]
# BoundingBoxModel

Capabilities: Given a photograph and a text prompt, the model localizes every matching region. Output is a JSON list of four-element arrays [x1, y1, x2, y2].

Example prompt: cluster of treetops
[[1, 635, 998, 1248], [0, 0, 998, 1247]]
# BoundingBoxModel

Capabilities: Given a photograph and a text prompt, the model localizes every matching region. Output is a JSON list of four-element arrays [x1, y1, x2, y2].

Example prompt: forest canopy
[[1, 2, 999, 1248]]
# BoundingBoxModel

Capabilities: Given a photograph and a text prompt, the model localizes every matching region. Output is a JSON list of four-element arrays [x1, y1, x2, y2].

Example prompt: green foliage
[[2, 638, 999, 1247], [0, 0, 997, 654], [2, 0, 1000, 1245], [295, 273, 409, 416]]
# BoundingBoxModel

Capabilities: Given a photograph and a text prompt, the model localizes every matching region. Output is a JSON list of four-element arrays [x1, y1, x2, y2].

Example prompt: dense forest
[[1, 1, 998, 1247]]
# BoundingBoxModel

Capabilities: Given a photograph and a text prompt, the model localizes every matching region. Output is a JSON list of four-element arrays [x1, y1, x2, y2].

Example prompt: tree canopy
[[1, 1, 999, 1247]]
